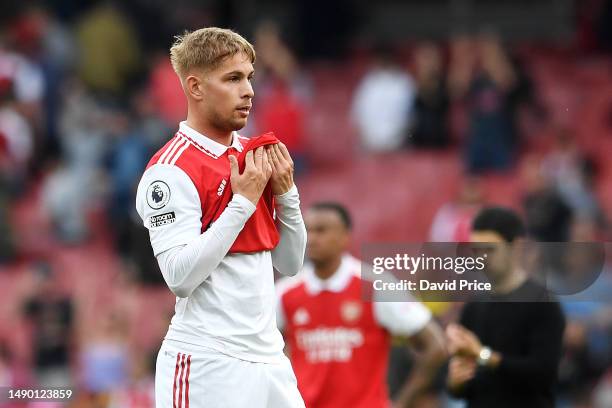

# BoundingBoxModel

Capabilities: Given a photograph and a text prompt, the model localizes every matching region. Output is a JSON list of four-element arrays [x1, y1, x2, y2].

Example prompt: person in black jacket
[[446, 207, 566, 408]]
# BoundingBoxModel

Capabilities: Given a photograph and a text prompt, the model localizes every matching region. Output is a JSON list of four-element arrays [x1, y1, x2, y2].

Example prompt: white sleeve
[[366, 261, 432, 336], [275, 289, 286, 332], [136, 164, 256, 298], [373, 298, 432, 337], [271, 185, 307, 276], [135, 164, 203, 256]]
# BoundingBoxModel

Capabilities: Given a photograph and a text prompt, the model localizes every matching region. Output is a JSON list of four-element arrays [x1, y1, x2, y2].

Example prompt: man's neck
[[493, 268, 527, 294], [313, 256, 343, 281], [186, 113, 232, 146]]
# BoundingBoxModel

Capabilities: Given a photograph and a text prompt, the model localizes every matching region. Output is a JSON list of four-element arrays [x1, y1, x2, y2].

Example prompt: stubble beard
[[209, 109, 247, 133]]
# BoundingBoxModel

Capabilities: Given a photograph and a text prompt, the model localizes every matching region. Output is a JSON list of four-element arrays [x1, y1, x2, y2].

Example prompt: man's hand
[[447, 356, 477, 391], [267, 142, 295, 195], [446, 323, 482, 358], [229, 146, 272, 206]]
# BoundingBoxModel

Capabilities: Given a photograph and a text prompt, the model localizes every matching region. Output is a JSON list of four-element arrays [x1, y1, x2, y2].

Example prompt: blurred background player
[[135, 28, 306, 407], [276, 202, 447, 408], [446, 207, 566, 407]]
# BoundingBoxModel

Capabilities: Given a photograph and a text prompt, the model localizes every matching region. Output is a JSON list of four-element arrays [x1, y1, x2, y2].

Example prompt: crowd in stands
[[0, 1, 611, 407]]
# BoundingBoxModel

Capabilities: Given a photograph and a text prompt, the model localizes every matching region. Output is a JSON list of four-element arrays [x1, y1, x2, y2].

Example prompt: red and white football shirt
[[276, 255, 431, 408], [136, 121, 305, 363]]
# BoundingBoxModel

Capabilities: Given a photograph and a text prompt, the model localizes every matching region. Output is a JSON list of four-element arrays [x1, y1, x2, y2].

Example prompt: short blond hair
[[170, 27, 256, 78]]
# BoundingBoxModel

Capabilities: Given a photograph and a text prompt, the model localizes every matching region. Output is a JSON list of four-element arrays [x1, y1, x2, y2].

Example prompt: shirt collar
[[178, 121, 244, 158], [304, 254, 358, 295]]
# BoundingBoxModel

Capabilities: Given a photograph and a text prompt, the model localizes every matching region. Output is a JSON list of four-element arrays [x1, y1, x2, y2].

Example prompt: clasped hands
[[229, 142, 295, 206]]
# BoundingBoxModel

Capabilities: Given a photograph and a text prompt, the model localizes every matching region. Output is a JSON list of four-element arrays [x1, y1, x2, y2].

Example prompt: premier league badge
[[147, 180, 171, 209]]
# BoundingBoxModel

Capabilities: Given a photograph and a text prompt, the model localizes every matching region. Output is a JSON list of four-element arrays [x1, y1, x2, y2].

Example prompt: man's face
[[470, 230, 513, 283], [199, 52, 254, 132], [305, 209, 349, 265]]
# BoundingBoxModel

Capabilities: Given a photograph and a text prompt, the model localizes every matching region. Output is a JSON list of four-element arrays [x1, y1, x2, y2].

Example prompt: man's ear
[[185, 75, 204, 100]]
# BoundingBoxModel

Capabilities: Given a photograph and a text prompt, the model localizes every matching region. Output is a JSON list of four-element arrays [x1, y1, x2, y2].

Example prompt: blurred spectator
[[16, 5, 77, 72], [559, 286, 612, 406], [541, 129, 604, 224], [410, 42, 450, 149], [41, 158, 90, 243], [521, 156, 573, 242], [450, 32, 532, 173], [0, 39, 45, 121], [44, 78, 109, 243], [465, 32, 516, 172], [0, 59, 21, 261], [253, 21, 310, 171], [58, 77, 108, 172], [351, 45, 416, 152], [0, 77, 34, 194], [105, 108, 149, 259], [22, 262, 74, 387], [16, 5, 78, 160], [80, 311, 129, 394], [75, 2, 141, 97], [448, 34, 478, 100], [557, 219, 612, 406], [429, 177, 483, 242]]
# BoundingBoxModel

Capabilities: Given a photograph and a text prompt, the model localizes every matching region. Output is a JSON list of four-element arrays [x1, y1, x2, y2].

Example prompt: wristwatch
[[477, 346, 492, 366]]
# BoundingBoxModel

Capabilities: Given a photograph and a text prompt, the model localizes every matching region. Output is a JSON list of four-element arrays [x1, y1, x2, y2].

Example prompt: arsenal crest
[[293, 307, 310, 326], [341, 301, 362, 323]]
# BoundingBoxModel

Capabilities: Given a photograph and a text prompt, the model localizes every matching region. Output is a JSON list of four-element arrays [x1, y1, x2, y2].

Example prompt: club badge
[[293, 308, 310, 326], [341, 301, 362, 323]]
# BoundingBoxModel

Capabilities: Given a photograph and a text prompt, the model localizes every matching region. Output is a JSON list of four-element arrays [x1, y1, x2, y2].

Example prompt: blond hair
[[169, 27, 256, 78]]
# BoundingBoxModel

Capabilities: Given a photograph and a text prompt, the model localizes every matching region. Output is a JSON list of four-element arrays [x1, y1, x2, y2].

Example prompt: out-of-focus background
[[0, 0, 611, 407]]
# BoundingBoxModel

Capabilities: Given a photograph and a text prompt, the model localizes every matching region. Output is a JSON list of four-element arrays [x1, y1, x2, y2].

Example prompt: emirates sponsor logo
[[296, 327, 364, 363]]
